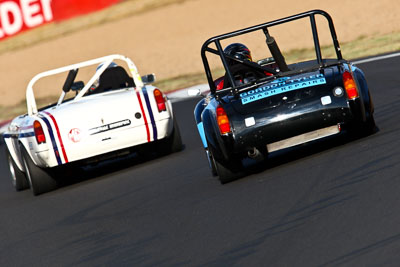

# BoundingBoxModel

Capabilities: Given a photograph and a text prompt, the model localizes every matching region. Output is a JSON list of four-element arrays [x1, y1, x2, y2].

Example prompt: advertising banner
[[0, 0, 120, 41], [51, 0, 120, 21]]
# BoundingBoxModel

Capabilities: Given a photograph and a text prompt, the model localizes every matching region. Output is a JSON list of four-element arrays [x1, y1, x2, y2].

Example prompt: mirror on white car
[[71, 81, 85, 91], [141, 74, 156, 84]]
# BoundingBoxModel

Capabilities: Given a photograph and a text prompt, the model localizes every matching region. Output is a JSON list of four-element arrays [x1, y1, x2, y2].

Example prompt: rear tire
[[21, 147, 58, 196], [158, 118, 183, 154], [205, 149, 217, 176], [208, 141, 244, 183], [350, 114, 376, 138], [5, 147, 29, 191], [364, 114, 376, 134], [214, 157, 244, 184], [357, 91, 376, 136]]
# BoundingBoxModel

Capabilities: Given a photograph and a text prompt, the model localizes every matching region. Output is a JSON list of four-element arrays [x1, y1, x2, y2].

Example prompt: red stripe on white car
[[43, 111, 69, 163], [136, 91, 151, 142]]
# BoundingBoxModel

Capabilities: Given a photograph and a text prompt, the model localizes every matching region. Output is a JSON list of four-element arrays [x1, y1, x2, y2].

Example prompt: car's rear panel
[[40, 88, 172, 165], [226, 66, 352, 152]]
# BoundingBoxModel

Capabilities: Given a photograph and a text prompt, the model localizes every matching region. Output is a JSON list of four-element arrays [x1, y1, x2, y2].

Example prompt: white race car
[[3, 54, 182, 195]]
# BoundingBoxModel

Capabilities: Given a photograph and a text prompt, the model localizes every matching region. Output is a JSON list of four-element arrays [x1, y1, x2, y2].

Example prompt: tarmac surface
[[0, 55, 399, 266]]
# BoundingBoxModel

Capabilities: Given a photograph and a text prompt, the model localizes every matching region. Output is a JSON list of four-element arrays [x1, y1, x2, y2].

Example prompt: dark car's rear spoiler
[[201, 9, 343, 96]]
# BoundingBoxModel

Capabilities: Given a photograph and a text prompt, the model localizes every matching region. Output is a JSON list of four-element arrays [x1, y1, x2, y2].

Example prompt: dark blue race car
[[194, 10, 376, 184]]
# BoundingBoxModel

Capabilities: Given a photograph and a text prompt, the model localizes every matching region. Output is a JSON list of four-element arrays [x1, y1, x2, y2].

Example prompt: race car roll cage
[[25, 54, 145, 116], [201, 9, 344, 97]]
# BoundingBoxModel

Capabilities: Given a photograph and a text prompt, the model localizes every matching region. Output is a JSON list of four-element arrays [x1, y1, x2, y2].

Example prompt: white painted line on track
[[353, 52, 400, 65]]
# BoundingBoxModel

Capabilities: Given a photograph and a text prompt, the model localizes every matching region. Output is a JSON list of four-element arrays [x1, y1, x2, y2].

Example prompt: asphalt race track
[[0, 55, 399, 266]]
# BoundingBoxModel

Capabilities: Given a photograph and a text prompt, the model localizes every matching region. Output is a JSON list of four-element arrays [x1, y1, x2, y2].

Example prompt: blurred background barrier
[[0, 0, 120, 41]]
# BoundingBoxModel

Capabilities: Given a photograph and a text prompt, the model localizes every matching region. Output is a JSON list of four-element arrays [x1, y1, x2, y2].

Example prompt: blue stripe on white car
[[3, 131, 35, 139], [39, 114, 63, 165], [142, 87, 158, 141], [19, 132, 35, 138]]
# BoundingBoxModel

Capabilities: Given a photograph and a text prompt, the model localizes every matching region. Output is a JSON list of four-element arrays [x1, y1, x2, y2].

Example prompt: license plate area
[[266, 124, 340, 152]]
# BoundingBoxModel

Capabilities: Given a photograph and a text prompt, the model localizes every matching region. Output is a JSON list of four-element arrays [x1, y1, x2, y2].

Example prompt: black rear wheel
[[358, 91, 377, 136], [214, 157, 245, 184], [21, 147, 58, 196], [205, 149, 217, 176], [364, 114, 376, 134], [349, 114, 376, 138], [207, 141, 245, 183], [5, 147, 29, 191], [157, 118, 183, 155]]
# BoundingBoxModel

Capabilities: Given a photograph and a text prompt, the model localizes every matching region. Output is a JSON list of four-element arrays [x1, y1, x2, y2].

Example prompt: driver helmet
[[224, 43, 252, 65], [91, 62, 118, 91]]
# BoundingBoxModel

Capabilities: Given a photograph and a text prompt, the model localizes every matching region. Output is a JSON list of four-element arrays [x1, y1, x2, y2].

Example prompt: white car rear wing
[[26, 54, 145, 116]]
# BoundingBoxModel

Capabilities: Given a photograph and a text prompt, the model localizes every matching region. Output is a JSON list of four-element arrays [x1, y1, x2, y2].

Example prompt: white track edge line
[[353, 52, 400, 65]]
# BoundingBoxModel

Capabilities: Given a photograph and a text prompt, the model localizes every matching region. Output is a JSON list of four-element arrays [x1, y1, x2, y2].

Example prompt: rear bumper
[[227, 103, 359, 157], [55, 118, 173, 166], [266, 124, 340, 152], [205, 96, 367, 163]]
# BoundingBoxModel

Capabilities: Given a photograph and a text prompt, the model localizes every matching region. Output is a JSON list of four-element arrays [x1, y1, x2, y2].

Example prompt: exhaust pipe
[[248, 147, 264, 161]]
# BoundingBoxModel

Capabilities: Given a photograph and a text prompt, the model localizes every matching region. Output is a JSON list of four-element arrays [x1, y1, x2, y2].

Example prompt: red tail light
[[33, 120, 46, 144], [153, 88, 166, 112], [343, 71, 359, 99], [216, 105, 231, 135]]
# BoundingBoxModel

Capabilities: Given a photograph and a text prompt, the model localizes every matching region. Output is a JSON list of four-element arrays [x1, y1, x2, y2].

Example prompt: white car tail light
[[34, 120, 46, 144], [153, 89, 166, 112]]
